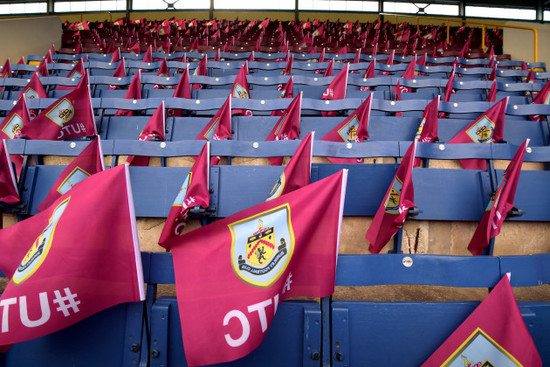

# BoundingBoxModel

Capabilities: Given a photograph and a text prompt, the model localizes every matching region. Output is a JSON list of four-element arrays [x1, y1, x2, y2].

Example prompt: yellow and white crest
[[173, 172, 191, 207], [57, 167, 91, 194], [442, 328, 521, 367], [203, 117, 219, 140], [24, 87, 39, 99], [266, 173, 286, 201], [229, 205, 294, 287], [466, 116, 495, 143], [12, 198, 70, 285], [384, 177, 403, 214], [337, 116, 360, 143], [232, 83, 249, 99], [415, 117, 427, 140], [46, 98, 75, 127], [2, 113, 23, 139]]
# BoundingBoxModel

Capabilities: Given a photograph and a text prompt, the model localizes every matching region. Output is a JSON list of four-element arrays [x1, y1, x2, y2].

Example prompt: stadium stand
[[0, 13, 549, 367]]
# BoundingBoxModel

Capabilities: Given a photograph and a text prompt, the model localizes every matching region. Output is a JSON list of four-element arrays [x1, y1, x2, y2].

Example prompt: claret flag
[[448, 97, 508, 170], [266, 132, 313, 201], [266, 92, 302, 165], [422, 275, 542, 367], [321, 93, 372, 164], [0, 139, 20, 205], [115, 70, 142, 116], [20, 73, 97, 140], [467, 139, 528, 256], [0, 96, 30, 140], [163, 168, 347, 366], [195, 95, 231, 165], [36, 136, 104, 212], [366, 140, 416, 254], [413, 96, 440, 167], [158, 142, 210, 249], [0, 165, 144, 347], [126, 101, 166, 166]]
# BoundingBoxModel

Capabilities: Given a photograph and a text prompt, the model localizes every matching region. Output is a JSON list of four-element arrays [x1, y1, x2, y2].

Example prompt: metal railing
[[380, 13, 539, 62]]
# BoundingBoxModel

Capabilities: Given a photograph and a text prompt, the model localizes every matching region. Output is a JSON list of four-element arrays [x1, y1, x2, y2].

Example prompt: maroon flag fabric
[[282, 55, 293, 76], [153, 59, 171, 90], [0, 96, 30, 140], [108, 58, 126, 90], [0, 58, 11, 80], [192, 54, 208, 90], [164, 169, 347, 366], [322, 62, 348, 101], [142, 45, 153, 63], [55, 59, 85, 91], [112, 59, 126, 78], [36, 137, 105, 211], [381, 50, 394, 76], [413, 96, 439, 167], [321, 63, 349, 117], [443, 65, 456, 103], [359, 59, 375, 91], [18, 72, 48, 102], [266, 131, 313, 201], [196, 96, 231, 165], [467, 139, 528, 255], [126, 102, 166, 166], [366, 140, 416, 254], [271, 77, 294, 117], [0, 140, 20, 205], [169, 65, 191, 117], [448, 97, 508, 170], [488, 80, 497, 102], [321, 93, 372, 163], [322, 59, 334, 77], [158, 142, 210, 249], [400, 55, 416, 81], [109, 47, 120, 62], [231, 63, 250, 99], [422, 275, 542, 366], [20, 73, 97, 140], [35, 59, 49, 77], [0, 165, 145, 346], [266, 92, 302, 165], [115, 70, 142, 116], [529, 79, 550, 122], [231, 62, 251, 115]]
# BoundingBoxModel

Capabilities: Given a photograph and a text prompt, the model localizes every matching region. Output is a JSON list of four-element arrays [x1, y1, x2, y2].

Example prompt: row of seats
[[0, 75, 548, 105], [1, 46, 550, 366], [2, 140, 550, 365]]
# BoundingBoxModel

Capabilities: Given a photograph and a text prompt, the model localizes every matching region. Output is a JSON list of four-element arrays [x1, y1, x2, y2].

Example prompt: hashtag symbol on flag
[[282, 272, 293, 294], [53, 288, 81, 317]]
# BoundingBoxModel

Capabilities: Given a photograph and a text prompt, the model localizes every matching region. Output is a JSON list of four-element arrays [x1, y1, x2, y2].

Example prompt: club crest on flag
[[232, 83, 249, 99], [266, 173, 286, 201], [229, 205, 294, 287], [173, 172, 191, 207], [69, 70, 82, 79], [203, 117, 218, 140], [24, 88, 39, 99], [415, 117, 427, 140], [384, 177, 403, 214], [46, 98, 75, 127], [466, 117, 495, 143], [337, 116, 359, 142], [2, 113, 23, 139], [12, 198, 70, 285], [442, 328, 521, 367], [57, 167, 91, 194]]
